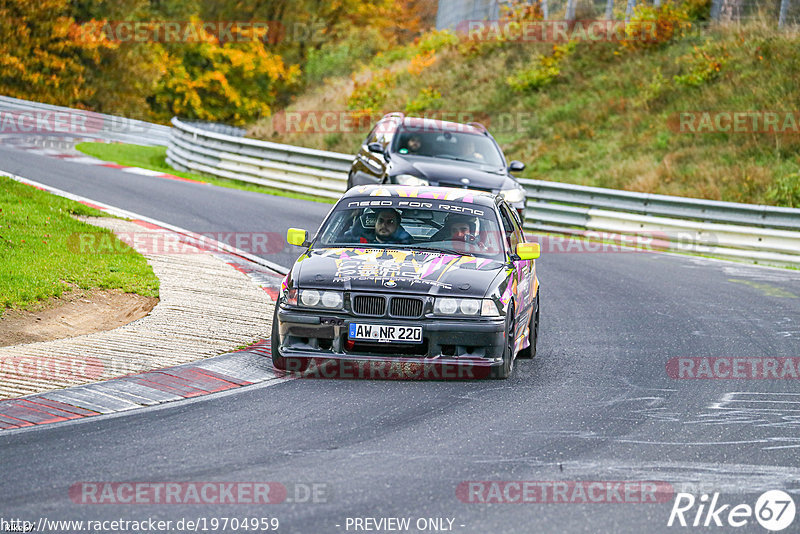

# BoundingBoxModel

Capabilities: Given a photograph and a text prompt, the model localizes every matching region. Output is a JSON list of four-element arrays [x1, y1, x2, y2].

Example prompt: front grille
[[353, 295, 386, 316], [390, 297, 424, 318]]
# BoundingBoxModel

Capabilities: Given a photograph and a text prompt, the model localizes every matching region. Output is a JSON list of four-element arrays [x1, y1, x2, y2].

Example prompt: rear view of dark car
[[347, 113, 528, 217]]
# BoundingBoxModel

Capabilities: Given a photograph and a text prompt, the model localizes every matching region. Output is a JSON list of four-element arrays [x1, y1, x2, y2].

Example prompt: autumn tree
[[0, 0, 113, 106], [147, 21, 300, 125], [2, 0, 439, 123]]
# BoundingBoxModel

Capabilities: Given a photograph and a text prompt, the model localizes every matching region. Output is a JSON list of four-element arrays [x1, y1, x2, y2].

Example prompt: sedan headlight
[[394, 174, 429, 186], [434, 298, 497, 317], [435, 298, 459, 315], [299, 289, 343, 309], [500, 186, 526, 204]]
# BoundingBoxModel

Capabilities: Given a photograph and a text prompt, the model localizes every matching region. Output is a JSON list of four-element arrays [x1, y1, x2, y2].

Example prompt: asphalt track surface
[[2, 143, 800, 533]]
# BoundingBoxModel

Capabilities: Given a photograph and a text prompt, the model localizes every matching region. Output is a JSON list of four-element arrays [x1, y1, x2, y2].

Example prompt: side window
[[375, 119, 397, 148], [498, 206, 517, 253], [365, 124, 379, 145], [505, 204, 525, 244]]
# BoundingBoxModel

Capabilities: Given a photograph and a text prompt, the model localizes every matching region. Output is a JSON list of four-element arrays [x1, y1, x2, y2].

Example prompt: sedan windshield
[[316, 199, 507, 261], [391, 128, 505, 167]]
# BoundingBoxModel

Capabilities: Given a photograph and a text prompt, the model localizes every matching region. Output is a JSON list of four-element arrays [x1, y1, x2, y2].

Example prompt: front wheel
[[270, 306, 286, 371], [490, 310, 515, 379]]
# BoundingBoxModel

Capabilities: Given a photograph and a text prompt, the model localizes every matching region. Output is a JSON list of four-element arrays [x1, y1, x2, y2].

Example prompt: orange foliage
[[0, 0, 116, 107], [0, 0, 438, 124], [149, 21, 300, 125], [408, 50, 437, 76]]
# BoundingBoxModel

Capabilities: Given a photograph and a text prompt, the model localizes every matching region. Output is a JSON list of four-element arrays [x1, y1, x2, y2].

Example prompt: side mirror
[[516, 242, 540, 260], [508, 160, 525, 173], [287, 228, 309, 247], [367, 142, 385, 154]]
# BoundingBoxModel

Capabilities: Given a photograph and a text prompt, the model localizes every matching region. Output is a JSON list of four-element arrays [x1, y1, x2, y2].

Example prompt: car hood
[[291, 247, 506, 298], [393, 157, 516, 190]]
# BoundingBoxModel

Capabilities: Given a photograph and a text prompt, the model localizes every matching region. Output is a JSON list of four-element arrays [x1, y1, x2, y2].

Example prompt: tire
[[270, 306, 287, 371], [490, 308, 515, 379], [517, 292, 539, 359], [346, 173, 354, 190], [270, 307, 307, 373]]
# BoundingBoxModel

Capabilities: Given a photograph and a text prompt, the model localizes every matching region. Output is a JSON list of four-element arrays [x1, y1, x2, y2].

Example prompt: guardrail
[[167, 117, 800, 267], [0, 95, 172, 146], [167, 117, 352, 199]]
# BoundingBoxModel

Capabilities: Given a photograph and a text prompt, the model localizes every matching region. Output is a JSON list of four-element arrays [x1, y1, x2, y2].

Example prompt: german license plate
[[348, 323, 423, 344]]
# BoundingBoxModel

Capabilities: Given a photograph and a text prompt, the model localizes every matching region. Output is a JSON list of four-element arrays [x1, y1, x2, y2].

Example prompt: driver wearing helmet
[[344, 208, 412, 245]]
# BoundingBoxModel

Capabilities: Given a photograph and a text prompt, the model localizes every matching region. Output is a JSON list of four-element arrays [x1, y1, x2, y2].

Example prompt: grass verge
[[75, 142, 335, 204], [0, 176, 159, 315]]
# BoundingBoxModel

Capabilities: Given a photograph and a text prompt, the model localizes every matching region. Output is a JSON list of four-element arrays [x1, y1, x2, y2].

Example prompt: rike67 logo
[[668, 490, 796, 531]]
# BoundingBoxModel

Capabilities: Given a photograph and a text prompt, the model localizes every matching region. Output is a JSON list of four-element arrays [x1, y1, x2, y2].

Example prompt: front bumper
[[275, 307, 506, 377]]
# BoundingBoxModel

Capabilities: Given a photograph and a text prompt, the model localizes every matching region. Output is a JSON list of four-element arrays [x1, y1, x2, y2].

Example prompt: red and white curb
[[0, 171, 288, 431], [2, 137, 204, 184], [0, 342, 278, 430], [6, 171, 288, 276]]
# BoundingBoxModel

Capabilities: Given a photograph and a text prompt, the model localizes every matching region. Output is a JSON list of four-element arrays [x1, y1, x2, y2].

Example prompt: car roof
[[342, 185, 499, 208]]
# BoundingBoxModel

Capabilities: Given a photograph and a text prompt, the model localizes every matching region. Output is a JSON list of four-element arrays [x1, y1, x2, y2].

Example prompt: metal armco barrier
[[0, 96, 172, 146], [167, 117, 352, 199], [168, 117, 800, 266]]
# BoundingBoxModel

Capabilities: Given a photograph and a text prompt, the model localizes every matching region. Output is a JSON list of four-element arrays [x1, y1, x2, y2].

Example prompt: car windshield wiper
[[435, 154, 480, 163], [433, 154, 503, 168], [411, 245, 461, 255]]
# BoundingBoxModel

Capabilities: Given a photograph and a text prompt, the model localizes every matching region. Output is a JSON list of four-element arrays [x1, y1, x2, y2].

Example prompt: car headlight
[[394, 174, 429, 186], [435, 298, 459, 315], [321, 291, 343, 308], [434, 298, 495, 317], [299, 289, 343, 309], [500, 187, 526, 204], [459, 299, 481, 315]]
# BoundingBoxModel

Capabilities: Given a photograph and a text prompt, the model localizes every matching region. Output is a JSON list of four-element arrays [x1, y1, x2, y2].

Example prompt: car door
[[350, 119, 395, 186], [499, 202, 533, 349]]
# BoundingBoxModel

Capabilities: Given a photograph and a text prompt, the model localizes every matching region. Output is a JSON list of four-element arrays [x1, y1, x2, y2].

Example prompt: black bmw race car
[[272, 185, 540, 379]]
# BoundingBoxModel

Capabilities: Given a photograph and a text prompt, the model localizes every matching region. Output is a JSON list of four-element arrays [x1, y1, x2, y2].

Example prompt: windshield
[[316, 198, 507, 260], [391, 128, 505, 167]]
